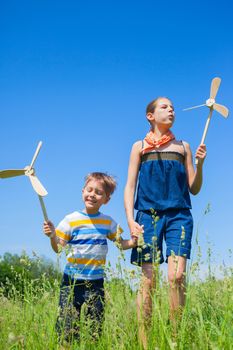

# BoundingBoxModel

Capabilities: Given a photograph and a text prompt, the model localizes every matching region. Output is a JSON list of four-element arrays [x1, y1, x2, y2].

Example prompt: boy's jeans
[[56, 274, 105, 341]]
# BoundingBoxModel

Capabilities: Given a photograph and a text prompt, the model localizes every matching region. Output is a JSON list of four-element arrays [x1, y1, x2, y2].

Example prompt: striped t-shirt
[[55, 210, 123, 280]]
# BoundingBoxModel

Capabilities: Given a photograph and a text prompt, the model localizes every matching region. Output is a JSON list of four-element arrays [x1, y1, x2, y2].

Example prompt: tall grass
[[0, 252, 232, 350]]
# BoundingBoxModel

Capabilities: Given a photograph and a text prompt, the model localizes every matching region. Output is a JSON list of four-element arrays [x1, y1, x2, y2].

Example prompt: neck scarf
[[142, 130, 175, 154]]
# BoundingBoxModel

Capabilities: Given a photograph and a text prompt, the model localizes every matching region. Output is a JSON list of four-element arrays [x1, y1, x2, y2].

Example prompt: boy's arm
[[184, 142, 206, 195], [116, 227, 144, 250], [43, 221, 67, 253], [117, 237, 137, 250]]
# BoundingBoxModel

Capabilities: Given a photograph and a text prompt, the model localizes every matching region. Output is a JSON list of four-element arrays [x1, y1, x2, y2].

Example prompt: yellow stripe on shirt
[[69, 219, 112, 227], [67, 257, 106, 266], [56, 229, 70, 241], [108, 226, 123, 240]]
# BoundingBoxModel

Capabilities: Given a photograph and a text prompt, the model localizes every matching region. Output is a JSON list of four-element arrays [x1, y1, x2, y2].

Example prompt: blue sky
[[1, 0, 233, 275]]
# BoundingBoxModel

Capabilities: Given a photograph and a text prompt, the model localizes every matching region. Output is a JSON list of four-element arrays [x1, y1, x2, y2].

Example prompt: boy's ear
[[104, 195, 111, 204]]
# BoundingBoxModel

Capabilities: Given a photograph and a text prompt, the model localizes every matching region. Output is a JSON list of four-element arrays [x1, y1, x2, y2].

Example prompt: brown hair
[[84, 172, 117, 197], [146, 96, 172, 114]]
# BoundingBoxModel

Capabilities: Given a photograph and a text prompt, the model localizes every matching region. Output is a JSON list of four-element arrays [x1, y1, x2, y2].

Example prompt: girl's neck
[[150, 126, 170, 139]]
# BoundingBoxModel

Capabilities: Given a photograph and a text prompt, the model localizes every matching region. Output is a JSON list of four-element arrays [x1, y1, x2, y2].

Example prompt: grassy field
[[0, 250, 232, 350]]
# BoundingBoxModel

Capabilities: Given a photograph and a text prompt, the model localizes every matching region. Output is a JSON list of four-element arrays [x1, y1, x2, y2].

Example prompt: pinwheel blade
[[210, 77, 221, 99], [30, 141, 42, 169], [183, 103, 206, 111], [29, 174, 48, 196], [0, 169, 25, 178], [213, 103, 229, 118]]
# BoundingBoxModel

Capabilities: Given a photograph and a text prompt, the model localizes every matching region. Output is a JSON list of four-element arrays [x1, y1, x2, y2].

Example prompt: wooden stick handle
[[195, 109, 213, 165], [38, 195, 48, 221]]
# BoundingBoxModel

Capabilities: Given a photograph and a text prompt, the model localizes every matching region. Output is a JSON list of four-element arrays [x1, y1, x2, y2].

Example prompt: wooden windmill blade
[[213, 103, 229, 118], [29, 141, 42, 169], [28, 174, 48, 197], [210, 77, 221, 99], [0, 169, 25, 178]]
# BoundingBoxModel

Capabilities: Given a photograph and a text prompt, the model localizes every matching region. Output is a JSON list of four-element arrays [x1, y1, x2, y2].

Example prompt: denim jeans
[[56, 274, 105, 341]]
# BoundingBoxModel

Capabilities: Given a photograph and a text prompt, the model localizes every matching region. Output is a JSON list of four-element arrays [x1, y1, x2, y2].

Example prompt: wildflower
[[57, 243, 63, 254], [137, 232, 145, 247], [181, 226, 185, 240], [144, 253, 151, 261], [8, 333, 24, 346], [115, 224, 122, 242], [152, 236, 157, 242], [129, 269, 136, 278]]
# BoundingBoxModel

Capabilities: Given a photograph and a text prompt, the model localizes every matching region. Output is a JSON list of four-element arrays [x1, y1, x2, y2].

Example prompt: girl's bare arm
[[124, 141, 142, 235], [184, 142, 206, 195]]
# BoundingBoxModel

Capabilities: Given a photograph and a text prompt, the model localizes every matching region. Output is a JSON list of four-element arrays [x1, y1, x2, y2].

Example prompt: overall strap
[[180, 140, 187, 158], [141, 139, 144, 150]]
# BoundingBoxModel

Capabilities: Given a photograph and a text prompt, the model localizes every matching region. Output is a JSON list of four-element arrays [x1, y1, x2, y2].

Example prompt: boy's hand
[[43, 220, 56, 239], [130, 236, 138, 248]]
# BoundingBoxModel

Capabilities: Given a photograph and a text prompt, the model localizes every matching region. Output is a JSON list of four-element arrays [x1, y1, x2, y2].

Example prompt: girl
[[124, 97, 206, 348]]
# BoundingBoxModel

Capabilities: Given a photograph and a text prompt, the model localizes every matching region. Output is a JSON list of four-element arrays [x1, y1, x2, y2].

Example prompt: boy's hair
[[146, 96, 172, 114], [84, 172, 117, 197]]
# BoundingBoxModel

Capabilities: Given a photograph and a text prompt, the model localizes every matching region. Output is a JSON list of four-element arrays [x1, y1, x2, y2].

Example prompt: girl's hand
[[128, 220, 144, 237], [43, 220, 56, 238], [195, 144, 207, 165]]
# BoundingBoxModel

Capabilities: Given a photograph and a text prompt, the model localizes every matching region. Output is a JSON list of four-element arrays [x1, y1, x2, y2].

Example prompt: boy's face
[[82, 179, 109, 214], [147, 98, 175, 128]]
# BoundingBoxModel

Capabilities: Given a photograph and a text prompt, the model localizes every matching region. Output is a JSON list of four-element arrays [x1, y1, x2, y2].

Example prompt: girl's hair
[[84, 172, 117, 197], [146, 96, 172, 114]]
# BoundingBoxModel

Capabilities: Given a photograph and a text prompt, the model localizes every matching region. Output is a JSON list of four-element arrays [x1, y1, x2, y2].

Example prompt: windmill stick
[[195, 109, 213, 165], [38, 195, 48, 221]]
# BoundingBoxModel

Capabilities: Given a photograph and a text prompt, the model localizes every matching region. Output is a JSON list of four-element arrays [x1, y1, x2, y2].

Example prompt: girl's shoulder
[[131, 140, 144, 153]]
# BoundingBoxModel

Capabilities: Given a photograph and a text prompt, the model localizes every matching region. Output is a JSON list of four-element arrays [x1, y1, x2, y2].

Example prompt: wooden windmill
[[0, 141, 48, 220], [183, 77, 229, 164]]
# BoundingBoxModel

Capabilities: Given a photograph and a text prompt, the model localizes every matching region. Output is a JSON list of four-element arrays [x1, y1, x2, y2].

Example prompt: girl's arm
[[124, 141, 142, 235], [184, 142, 206, 195], [43, 221, 67, 253]]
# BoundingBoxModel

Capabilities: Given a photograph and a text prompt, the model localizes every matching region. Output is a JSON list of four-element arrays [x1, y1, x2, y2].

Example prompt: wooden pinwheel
[[183, 77, 229, 164], [0, 141, 48, 220]]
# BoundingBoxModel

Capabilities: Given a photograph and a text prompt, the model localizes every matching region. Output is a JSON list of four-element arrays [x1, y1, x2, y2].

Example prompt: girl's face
[[147, 98, 175, 129]]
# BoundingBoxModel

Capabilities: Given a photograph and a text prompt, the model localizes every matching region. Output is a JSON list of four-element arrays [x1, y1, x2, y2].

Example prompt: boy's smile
[[82, 179, 109, 214]]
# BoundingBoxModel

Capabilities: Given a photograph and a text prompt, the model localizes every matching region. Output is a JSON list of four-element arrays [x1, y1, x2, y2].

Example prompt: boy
[[43, 172, 142, 342]]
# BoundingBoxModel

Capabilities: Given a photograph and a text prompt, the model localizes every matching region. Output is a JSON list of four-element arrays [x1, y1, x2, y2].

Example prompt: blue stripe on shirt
[[65, 266, 104, 275], [72, 228, 109, 235], [69, 238, 107, 245]]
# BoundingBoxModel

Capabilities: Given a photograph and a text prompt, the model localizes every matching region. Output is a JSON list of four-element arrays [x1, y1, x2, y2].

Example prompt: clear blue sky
[[1, 0, 233, 275]]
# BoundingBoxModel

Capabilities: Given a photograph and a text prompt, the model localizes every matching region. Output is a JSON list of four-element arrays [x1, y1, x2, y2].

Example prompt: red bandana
[[142, 130, 175, 154]]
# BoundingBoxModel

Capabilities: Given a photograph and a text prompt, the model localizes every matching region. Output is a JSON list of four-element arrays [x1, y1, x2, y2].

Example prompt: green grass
[[0, 255, 232, 350]]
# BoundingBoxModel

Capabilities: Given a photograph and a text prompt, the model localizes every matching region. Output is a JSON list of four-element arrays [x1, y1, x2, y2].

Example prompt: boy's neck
[[83, 208, 100, 215]]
